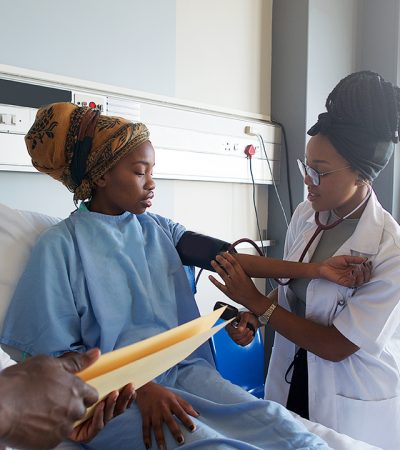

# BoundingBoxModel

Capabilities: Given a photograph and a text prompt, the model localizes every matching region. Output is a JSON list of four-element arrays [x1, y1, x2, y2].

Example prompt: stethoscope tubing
[[274, 214, 342, 286], [275, 188, 372, 286]]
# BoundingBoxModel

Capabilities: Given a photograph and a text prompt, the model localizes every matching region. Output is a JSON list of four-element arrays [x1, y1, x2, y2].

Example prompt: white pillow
[[0, 203, 60, 331]]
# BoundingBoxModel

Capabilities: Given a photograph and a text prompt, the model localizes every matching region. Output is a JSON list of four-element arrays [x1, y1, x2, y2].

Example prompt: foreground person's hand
[[0, 350, 99, 450]]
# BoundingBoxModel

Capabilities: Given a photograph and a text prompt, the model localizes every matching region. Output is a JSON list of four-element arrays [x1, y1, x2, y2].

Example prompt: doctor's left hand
[[318, 255, 372, 287], [69, 383, 136, 443]]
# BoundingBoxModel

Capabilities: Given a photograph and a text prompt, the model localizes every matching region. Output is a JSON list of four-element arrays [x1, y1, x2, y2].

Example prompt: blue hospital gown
[[1, 207, 330, 449]]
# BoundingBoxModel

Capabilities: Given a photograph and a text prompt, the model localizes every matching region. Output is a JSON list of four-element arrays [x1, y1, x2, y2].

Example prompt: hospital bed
[[0, 202, 381, 450]]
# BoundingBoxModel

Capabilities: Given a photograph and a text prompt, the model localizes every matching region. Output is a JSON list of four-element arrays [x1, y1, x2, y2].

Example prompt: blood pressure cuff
[[176, 231, 233, 271]]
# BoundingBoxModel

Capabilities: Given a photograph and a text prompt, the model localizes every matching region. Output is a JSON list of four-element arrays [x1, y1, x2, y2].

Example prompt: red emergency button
[[245, 144, 256, 157], [89, 101, 96, 109]]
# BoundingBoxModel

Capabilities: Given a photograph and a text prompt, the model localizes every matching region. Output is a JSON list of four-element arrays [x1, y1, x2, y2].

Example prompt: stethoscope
[[275, 187, 372, 286]]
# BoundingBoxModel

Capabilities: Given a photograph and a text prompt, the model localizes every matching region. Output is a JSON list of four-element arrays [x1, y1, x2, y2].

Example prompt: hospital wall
[[0, 1, 177, 98], [0, 0, 272, 117], [175, 0, 271, 116]]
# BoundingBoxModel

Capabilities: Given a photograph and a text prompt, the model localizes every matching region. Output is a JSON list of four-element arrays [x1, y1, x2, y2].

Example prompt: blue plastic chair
[[210, 319, 265, 399], [183, 267, 265, 398]]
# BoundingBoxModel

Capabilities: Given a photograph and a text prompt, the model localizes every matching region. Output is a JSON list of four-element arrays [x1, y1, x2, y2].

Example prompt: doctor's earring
[[356, 175, 368, 186]]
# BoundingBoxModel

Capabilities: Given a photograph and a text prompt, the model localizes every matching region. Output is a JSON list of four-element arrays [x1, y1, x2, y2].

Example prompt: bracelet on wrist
[[257, 302, 277, 325]]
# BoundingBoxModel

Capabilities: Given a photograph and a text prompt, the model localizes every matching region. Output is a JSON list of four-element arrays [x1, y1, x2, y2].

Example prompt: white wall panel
[[0, 66, 281, 185]]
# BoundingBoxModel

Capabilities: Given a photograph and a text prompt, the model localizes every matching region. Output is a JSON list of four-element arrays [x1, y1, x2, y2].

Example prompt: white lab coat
[[265, 191, 400, 450]]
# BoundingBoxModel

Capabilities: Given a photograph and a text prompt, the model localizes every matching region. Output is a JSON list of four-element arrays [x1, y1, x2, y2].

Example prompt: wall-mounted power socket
[[0, 104, 36, 135]]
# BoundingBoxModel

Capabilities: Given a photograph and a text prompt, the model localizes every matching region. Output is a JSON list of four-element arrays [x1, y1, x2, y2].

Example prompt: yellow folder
[[75, 307, 229, 425]]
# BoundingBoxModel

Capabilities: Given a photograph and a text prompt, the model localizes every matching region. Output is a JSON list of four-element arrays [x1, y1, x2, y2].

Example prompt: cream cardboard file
[[75, 307, 230, 425]]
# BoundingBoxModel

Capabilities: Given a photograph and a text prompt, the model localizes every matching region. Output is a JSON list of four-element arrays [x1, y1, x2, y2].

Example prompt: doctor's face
[[304, 134, 364, 217], [90, 140, 156, 215]]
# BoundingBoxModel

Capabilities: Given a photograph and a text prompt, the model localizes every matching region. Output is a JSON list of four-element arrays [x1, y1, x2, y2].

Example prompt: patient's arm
[[176, 231, 231, 271]]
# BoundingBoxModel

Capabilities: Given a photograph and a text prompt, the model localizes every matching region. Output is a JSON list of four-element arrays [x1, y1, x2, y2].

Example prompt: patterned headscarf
[[25, 102, 150, 201]]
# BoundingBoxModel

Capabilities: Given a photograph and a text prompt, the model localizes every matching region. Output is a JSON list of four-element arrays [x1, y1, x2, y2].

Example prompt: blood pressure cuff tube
[[176, 231, 234, 271]]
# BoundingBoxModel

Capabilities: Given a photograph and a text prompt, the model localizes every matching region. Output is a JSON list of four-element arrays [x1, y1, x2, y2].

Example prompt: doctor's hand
[[318, 255, 372, 287], [69, 382, 136, 443], [227, 312, 260, 347], [209, 252, 265, 310], [136, 381, 199, 449], [0, 350, 99, 450]]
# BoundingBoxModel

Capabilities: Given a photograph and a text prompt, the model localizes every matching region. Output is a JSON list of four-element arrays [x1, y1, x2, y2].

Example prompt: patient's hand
[[136, 381, 199, 449], [69, 383, 135, 443], [318, 255, 372, 287], [227, 311, 260, 347]]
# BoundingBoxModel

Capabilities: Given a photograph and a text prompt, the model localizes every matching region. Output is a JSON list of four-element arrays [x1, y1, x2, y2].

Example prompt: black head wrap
[[307, 71, 400, 180]]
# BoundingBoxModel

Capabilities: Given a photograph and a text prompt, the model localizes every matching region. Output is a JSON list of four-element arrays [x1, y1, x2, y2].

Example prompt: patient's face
[[90, 140, 156, 215]]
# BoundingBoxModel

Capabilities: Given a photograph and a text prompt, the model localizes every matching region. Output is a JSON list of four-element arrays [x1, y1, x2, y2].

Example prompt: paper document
[[75, 307, 229, 425]]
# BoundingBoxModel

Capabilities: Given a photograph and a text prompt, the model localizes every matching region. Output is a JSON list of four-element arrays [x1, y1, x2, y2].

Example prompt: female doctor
[[210, 71, 400, 450]]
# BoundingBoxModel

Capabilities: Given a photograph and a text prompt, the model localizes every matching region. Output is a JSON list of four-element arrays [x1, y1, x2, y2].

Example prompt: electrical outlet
[[0, 104, 34, 135], [224, 141, 232, 152], [223, 142, 241, 152]]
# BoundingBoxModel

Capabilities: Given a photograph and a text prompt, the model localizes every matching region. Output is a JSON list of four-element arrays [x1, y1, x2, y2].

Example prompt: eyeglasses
[[297, 159, 351, 186]]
